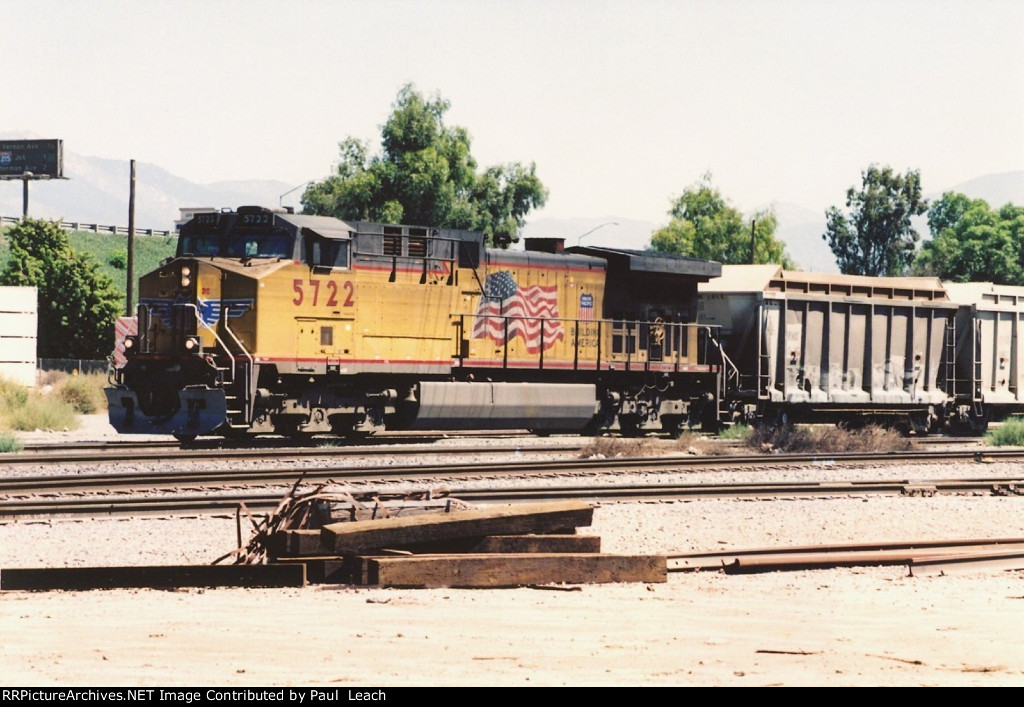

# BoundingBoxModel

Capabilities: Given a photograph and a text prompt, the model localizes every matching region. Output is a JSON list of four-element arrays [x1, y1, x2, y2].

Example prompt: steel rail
[[3, 476, 1021, 518], [10, 432, 986, 464], [668, 539, 1024, 574], [2, 446, 1021, 495], [5, 438, 578, 465]]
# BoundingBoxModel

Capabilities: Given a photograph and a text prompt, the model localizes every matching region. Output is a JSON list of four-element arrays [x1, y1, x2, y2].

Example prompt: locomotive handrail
[[704, 327, 740, 387], [220, 310, 256, 421], [184, 304, 238, 377], [449, 312, 715, 373]]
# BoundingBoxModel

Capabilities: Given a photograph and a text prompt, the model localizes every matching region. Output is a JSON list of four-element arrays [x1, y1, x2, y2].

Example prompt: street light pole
[[279, 181, 313, 209], [575, 221, 618, 246]]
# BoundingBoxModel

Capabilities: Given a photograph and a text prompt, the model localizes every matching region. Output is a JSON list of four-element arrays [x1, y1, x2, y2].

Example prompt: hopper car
[[698, 265, 959, 434], [942, 282, 1024, 434], [105, 205, 725, 441]]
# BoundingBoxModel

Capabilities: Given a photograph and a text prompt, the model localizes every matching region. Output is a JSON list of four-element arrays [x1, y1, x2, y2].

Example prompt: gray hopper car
[[699, 265, 958, 434]]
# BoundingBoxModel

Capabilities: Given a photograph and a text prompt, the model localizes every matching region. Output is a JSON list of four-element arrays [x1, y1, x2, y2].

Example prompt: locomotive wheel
[[618, 418, 642, 438], [273, 418, 312, 441]]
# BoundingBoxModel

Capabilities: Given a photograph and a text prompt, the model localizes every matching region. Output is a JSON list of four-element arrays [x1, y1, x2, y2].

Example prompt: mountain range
[[1, 140, 1020, 274]]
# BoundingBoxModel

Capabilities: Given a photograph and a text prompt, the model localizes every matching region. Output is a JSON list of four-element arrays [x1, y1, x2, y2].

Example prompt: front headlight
[[184, 336, 200, 352]]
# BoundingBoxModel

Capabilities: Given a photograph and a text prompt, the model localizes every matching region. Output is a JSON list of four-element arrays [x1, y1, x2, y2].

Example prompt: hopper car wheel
[[173, 434, 197, 444], [661, 417, 684, 439]]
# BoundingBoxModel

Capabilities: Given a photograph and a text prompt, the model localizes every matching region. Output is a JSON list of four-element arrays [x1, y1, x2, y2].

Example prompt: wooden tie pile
[[243, 485, 667, 588]]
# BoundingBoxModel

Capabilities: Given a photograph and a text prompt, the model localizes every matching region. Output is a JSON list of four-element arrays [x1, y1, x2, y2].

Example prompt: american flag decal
[[472, 271, 564, 353]]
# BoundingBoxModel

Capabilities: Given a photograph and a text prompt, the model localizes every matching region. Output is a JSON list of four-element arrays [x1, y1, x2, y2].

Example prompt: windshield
[[226, 232, 293, 259], [178, 235, 222, 257]]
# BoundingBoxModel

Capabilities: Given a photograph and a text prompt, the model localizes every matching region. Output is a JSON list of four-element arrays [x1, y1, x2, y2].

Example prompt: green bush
[[985, 418, 1024, 446], [0, 377, 28, 409], [0, 431, 23, 453], [718, 424, 752, 441]]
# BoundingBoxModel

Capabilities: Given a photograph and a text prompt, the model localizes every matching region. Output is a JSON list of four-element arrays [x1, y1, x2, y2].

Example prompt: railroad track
[[2, 446, 1020, 496], [16, 428, 542, 453], [4, 473, 1022, 518], [7, 438, 583, 465], [9, 430, 984, 465]]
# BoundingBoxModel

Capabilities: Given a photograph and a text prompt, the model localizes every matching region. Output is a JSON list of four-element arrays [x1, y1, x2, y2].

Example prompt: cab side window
[[305, 235, 351, 269]]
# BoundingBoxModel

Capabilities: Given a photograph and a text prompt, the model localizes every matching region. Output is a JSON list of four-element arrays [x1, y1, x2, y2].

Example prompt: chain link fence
[[38, 358, 110, 375]]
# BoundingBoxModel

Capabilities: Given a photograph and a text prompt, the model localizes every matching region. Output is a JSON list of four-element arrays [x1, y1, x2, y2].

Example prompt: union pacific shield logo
[[140, 298, 254, 326], [197, 298, 254, 325]]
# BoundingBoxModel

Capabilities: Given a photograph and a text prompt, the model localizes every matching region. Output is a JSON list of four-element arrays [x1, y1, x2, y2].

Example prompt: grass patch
[[579, 436, 661, 458], [747, 423, 911, 454], [717, 424, 752, 441], [0, 377, 80, 433], [985, 418, 1024, 446], [579, 430, 727, 457], [0, 226, 177, 310], [55, 372, 108, 413], [673, 431, 729, 456], [0, 431, 23, 453]]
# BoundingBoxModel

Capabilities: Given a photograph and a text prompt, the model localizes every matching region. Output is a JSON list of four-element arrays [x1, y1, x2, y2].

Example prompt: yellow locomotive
[[106, 205, 724, 440]]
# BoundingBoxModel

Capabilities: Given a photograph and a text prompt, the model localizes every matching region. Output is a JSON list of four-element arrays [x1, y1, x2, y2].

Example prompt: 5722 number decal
[[292, 279, 354, 307]]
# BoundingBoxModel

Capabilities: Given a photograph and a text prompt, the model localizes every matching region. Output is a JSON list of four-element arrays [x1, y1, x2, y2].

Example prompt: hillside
[[2, 136, 1019, 277], [0, 227, 176, 310]]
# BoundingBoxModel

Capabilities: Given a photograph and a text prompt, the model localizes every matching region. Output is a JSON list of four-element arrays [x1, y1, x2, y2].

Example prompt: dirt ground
[[2, 502, 1023, 687], [2, 417, 1023, 686]]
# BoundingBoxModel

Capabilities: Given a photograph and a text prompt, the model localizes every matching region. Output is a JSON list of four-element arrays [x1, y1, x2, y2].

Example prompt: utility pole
[[126, 160, 136, 316], [22, 173, 32, 220], [749, 219, 756, 264]]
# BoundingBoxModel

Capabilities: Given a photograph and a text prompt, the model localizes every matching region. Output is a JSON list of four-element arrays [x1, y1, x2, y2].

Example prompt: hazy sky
[[3, 0, 1022, 225]]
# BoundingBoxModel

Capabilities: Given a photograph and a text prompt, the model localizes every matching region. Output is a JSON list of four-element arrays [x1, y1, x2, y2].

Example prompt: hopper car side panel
[[945, 283, 1024, 431], [700, 266, 958, 433]]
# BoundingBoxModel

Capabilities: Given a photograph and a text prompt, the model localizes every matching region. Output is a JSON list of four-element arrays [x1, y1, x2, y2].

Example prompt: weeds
[[674, 431, 729, 456], [747, 423, 911, 454], [0, 376, 80, 433], [985, 418, 1024, 446], [55, 372, 108, 414], [579, 430, 726, 457], [0, 431, 23, 453], [579, 436, 660, 458], [717, 424, 752, 441]]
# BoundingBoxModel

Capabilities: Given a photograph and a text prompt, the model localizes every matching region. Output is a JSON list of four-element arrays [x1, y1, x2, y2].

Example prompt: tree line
[[1, 84, 1019, 360]]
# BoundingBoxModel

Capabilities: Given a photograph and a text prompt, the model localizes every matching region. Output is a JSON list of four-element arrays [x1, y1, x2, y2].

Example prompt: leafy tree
[[303, 85, 547, 246], [913, 193, 1024, 284], [650, 173, 794, 267], [0, 219, 121, 359], [823, 165, 927, 276]]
